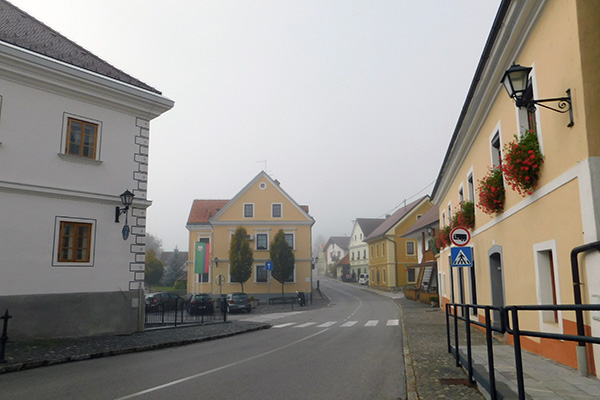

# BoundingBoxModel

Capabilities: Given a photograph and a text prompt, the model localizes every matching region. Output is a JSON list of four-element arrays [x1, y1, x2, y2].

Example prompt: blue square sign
[[451, 247, 473, 267], [265, 261, 273, 271]]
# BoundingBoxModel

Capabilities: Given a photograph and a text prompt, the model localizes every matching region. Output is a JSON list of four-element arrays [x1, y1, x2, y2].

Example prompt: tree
[[229, 227, 254, 292], [270, 229, 295, 297], [145, 249, 164, 290], [162, 246, 185, 287], [146, 232, 164, 257]]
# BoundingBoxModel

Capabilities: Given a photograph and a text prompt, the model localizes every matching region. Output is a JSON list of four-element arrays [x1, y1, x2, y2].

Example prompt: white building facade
[[0, 2, 173, 338]]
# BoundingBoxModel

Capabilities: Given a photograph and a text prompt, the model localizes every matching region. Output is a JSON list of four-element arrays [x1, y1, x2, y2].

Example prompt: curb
[[396, 300, 419, 400], [0, 323, 271, 374]]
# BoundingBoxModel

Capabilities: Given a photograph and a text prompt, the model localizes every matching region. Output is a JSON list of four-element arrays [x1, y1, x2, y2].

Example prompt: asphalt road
[[0, 279, 406, 400]]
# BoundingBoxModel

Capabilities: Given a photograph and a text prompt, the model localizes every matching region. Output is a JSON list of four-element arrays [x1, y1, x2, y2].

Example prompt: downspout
[[571, 240, 600, 376]]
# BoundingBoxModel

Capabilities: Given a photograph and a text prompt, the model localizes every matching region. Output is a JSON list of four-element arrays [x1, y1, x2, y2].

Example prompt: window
[[363, 249, 366, 259], [406, 241, 415, 256], [442, 211, 446, 227], [66, 118, 98, 159], [382, 269, 386, 283], [256, 265, 267, 283], [382, 243, 385, 256], [285, 266, 295, 283], [407, 269, 416, 283], [272, 203, 282, 218], [53, 217, 96, 266], [285, 233, 294, 249], [256, 233, 268, 250], [468, 173, 475, 202], [534, 241, 561, 327], [244, 203, 254, 218], [459, 186, 464, 203], [491, 131, 502, 168]]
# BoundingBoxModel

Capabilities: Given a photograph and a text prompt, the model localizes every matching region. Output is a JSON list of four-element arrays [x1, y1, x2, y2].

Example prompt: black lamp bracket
[[115, 206, 129, 223], [524, 89, 573, 127]]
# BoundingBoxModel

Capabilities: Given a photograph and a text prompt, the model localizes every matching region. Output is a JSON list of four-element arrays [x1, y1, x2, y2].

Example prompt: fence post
[[485, 306, 497, 400], [510, 307, 526, 400], [0, 309, 11, 364], [446, 303, 452, 354], [464, 304, 473, 384], [454, 304, 460, 367]]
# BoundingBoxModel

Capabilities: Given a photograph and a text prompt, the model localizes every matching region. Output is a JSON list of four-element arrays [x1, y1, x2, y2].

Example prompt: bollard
[[0, 309, 12, 364]]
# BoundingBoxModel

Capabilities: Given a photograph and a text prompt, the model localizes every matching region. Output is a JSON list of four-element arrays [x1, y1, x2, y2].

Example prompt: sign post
[[265, 261, 273, 306]]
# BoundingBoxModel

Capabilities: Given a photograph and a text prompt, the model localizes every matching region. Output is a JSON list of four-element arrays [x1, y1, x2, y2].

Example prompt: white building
[[0, 1, 173, 338], [348, 218, 384, 281]]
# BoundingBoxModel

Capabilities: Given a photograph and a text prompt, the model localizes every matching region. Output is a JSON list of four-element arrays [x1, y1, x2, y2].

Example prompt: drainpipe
[[570, 240, 600, 376]]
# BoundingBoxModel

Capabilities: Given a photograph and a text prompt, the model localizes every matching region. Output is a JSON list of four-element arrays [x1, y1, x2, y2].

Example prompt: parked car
[[187, 293, 214, 315], [359, 273, 369, 285], [225, 292, 251, 313], [145, 292, 184, 311]]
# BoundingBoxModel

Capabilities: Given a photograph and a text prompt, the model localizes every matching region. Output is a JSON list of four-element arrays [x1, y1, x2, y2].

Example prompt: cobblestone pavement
[[395, 296, 486, 400]]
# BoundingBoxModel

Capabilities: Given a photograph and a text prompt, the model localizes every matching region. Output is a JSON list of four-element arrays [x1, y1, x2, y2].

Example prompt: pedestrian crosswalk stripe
[[273, 323, 296, 328], [341, 321, 358, 327], [365, 320, 379, 327], [294, 322, 317, 328], [386, 319, 399, 326], [317, 321, 337, 328]]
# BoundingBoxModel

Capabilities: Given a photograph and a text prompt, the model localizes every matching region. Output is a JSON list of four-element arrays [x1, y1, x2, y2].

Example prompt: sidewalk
[[393, 294, 600, 400]]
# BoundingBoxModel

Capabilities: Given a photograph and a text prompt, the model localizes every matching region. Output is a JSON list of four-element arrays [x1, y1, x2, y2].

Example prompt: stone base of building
[[0, 291, 141, 339]]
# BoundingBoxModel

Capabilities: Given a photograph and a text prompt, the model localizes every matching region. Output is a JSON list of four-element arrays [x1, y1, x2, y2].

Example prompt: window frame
[[272, 203, 282, 218], [243, 203, 254, 218], [60, 114, 102, 162], [256, 233, 269, 251], [406, 240, 416, 256], [53, 216, 96, 267], [255, 264, 267, 283]]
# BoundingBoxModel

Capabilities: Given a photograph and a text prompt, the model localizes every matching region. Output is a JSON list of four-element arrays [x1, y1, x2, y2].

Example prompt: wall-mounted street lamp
[[501, 64, 574, 127], [115, 190, 134, 240]]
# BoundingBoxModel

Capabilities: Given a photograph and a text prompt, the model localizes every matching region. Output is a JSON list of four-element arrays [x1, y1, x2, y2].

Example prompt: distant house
[[348, 218, 384, 281], [0, 1, 173, 338], [185, 172, 315, 300], [402, 206, 439, 303], [323, 236, 350, 278], [365, 196, 432, 291]]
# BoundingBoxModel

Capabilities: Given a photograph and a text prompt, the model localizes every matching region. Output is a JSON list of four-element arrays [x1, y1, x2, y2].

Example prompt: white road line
[[272, 323, 296, 328], [341, 321, 358, 327], [387, 319, 400, 326], [114, 329, 330, 400], [294, 322, 317, 328], [317, 321, 337, 328], [365, 320, 379, 327]]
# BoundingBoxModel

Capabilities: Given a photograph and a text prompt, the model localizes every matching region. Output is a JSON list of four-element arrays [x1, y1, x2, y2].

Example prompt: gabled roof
[[0, 0, 161, 94], [355, 218, 385, 237], [209, 171, 314, 224], [403, 205, 439, 236], [336, 253, 350, 266], [187, 200, 229, 225], [365, 196, 430, 242], [324, 236, 350, 251]]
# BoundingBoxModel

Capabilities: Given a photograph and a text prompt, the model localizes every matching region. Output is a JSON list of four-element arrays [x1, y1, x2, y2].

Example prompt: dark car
[[145, 292, 184, 312], [225, 292, 251, 313], [187, 293, 214, 315]]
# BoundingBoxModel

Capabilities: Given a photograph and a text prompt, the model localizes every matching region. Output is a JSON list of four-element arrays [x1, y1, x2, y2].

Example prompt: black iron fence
[[445, 302, 600, 400], [145, 297, 228, 328]]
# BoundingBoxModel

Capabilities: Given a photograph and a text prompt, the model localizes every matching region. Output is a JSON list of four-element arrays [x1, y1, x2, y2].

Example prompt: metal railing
[[446, 302, 600, 400], [145, 298, 228, 328]]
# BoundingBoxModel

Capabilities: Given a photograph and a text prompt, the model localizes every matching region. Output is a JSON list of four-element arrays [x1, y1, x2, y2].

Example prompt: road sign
[[265, 261, 273, 271], [450, 227, 471, 247], [451, 246, 473, 267]]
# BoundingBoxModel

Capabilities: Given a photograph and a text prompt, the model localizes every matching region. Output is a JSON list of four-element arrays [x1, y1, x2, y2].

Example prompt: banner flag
[[194, 242, 209, 274], [204, 242, 210, 274]]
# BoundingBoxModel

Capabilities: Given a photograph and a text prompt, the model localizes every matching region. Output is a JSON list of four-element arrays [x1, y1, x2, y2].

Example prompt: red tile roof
[[187, 200, 229, 225]]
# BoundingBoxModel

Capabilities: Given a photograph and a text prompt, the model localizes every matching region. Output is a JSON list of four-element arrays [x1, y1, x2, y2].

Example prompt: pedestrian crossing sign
[[451, 246, 473, 267]]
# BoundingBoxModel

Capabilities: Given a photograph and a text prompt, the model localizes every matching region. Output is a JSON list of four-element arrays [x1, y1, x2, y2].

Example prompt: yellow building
[[185, 172, 315, 301], [432, 1, 600, 375], [364, 196, 431, 291]]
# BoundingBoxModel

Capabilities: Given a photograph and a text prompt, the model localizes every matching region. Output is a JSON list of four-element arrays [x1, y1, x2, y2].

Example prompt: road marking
[[240, 311, 305, 323], [341, 321, 358, 327], [294, 322, 317, 328], [387, 319, 399, 326], [272, 323, 296, 328], [317, 321, 337, 328], [114, 329, 330, 400], [365, 320, 379, 327]]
